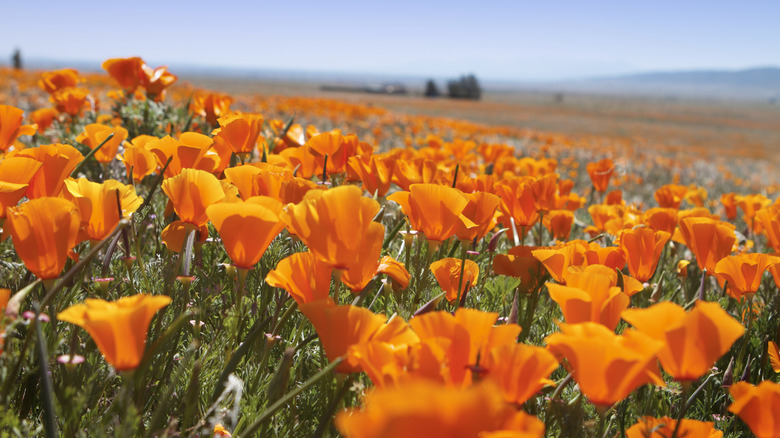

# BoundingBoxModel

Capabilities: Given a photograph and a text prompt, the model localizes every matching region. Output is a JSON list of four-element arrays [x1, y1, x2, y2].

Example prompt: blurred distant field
[[188, 76, 780, 160]]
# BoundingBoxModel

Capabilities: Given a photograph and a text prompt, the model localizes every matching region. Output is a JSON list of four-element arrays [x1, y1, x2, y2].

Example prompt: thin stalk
[[71, 132, 115, 177]]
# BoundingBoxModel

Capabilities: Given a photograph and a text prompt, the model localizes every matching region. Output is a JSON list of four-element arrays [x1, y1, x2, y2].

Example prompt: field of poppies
[[1, 58, 780, 437]]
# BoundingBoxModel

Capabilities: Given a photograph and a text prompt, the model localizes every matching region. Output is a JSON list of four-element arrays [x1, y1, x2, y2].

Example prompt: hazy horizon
[[2, 0, 779, 82]]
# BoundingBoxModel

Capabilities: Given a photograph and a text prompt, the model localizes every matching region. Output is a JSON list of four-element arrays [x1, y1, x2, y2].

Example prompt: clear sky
[[2, 0, 779, 81]]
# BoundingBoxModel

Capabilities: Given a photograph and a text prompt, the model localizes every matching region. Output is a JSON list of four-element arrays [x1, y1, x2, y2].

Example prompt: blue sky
[[2, 0, 778, 80]]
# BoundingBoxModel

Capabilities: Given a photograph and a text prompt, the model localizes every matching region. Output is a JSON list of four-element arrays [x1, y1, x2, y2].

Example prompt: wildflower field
[[1, 58, 780, 437]]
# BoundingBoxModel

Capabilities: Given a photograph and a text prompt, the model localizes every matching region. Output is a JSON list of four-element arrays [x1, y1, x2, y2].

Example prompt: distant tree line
[[425, 74, 481, 100]]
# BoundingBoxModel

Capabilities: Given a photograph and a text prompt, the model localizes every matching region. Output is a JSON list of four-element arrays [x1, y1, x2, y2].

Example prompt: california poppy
[[714, 253, 780, 299], [102, 57, 146, 92], [50, 87, 91, 116], [190, 92, 233, 126], [0, 105, 37, 152], [545, 322, 665, 408], [6, 197, 81, 280], [482, 343, 559, 405], [9, 143, 84, 198], [655, 184, 689, 209], [0, 156, 42, 218], [625, 416, 722, 438], [161, 168, 227, 227], [494, 177, 540, 230], [58, 294, 171, 371], [212, 113, 264, 157], [38, 68, 81, 94], [335, 380, 544, 438], [205, 196, 285, 270], [728, 380, 780, 438], [265, 252, 333, 305], [643, 207, 678, 236], [118, 144, 157, 183], [300, 299, 418, 373], [387, 183, 475, 243], [376, 256, 411, 290], [430, 258, 479, 303], [678, 217, 736, 273], [543, 209, 574, 241], [348, 154, 396, 197], [493, 245, 545, 290], [76, 124, 128, 164], [30, 108, 60, 134], [618, 227, 670, 282], [63, 178, 142, 243], [621, 301, 744, 381], [282, 185, 384, 271], [586, 158, 614, 192], [546, 269, 630, 330], [455, 191, 500, 243]]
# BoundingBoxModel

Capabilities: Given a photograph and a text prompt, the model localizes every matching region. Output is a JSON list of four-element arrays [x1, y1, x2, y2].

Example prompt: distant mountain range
[[527, 67, 780, 101]]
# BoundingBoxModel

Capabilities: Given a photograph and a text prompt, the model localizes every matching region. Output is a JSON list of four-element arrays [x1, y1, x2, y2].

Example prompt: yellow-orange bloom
[[728, 381, 780, 438], [586, 158, 614, 192], [543, 209, 574, 241], [714, 253, 780, 298], [76, 124, 128, 164], [190, 92, 233, 126], [50, 87, 91, 116], [205, 196, 285, 270], [545, 322, 664, 407], [118, 144, 157, 183], [494, 177, 540, 229], [6, 197, 81, 280], [625, 416, 722, 438], [482, 343, 558, 405], [30, 108, 60, 134], [456, 191, 500, 242], [621, 301, 744, 381], [430, 258, 479, 303], [546, 269, 630, 330], [38, 68, 81, 94], [348, 154, 396, 197], [63, 178, 142, 242], [493, 245, 545, 290], [618, 227, 671, 282], [300, 299, 418, 374], [282, 185, 384, 270], [58, 294, 171, 371], [212, 113, 264, 155], [678, 217, 736, 273], [335, 380, 544, 438], [643, 207, 678, 236], [161, 168, 227, 226], [265, 252, 333, 305], [9, 143, 84, 198], [0, 156, 42, 218], [102, 57, 146, 91], [0, 105, 37, 152], [655, 184, 689, 209], [387, 183, 475, 243]]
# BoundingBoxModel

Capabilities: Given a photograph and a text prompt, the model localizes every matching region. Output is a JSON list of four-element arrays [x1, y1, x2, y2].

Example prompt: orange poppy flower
[[0, 156, 42, 218], [30, 108, 59, 134], [618, 227, 670, 282], [757, 206, 780, 253], [388, 183, 475, 243], [565, 264, 645, 297], [736, 193, 771, 226], [337, 227, 385, 293], [586, 158, 614, 192], [654, 184, 689, 209], [543, 209, 574, 241], [410, 308, 521, 387], [430, 258, 479, 303], [335, 380, 544, 438], [140, 64, 177, 100], [376, 256, 411, 290], [684, 185, 708, 208], [9, 143, 84, 199], [643, 207, 678, 235], [482, 343, 559, 405], [456, 191, 500, 242], [678, 217, 736, 273], [728, 381, 780, 438], [5, 197, 81, 279], [713, 253, 780, 299], [345, 341, 413, 388], [76, 124, 128, 164], [0, 105, 37, 152], [38, 68, 81, 94], [58, 294, 171, 371], [223, 164, 293, 201], [494, 177, 540, 229], [493, 245, 545, 290], [190, 92, 233, 126], [102, 57, 146, 92], [545, 322, 664, 408], [769, 341, 780, 373], [265, 252, 333, 305], [305, 131, 365, 176], [392, 158, 439, 190], [546, 268, 630, 330], [282, 185, 384, 271], [625, 416, 722, 438], [720, 193, 738, 221], [348, 154, 396, 197], [118, 145, 157, 182], [621, 301, 744, 381], [300, 299, 418, 373], [63, 178, 143, 242], [161, 168, 227, 226], [278, 177, 324, 205], [205, 196, 285, 270], [212, 113, 264, 156]]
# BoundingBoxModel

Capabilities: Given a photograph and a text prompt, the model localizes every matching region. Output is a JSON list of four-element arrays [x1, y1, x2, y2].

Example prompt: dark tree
[[424, 79, 440, 97], [447, 74, 481, 100], [12, 49, 22, 70]]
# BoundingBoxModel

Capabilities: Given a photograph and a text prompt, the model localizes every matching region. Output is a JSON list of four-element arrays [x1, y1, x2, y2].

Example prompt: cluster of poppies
[[1, 58, 780, 437]]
